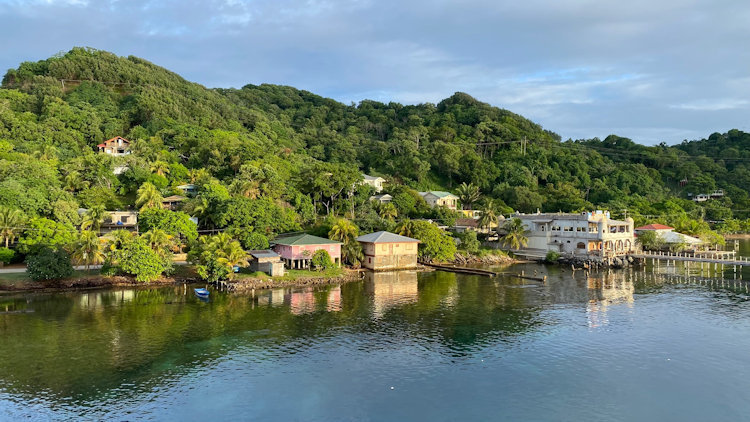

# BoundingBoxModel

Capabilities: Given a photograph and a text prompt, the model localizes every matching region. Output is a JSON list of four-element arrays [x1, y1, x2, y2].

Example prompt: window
[[121, 216, 129, 223], [564, 227, 573, 232], [577, 242, 586, 249], [406, 244, 413, 251], [576, 227, 584, 232]]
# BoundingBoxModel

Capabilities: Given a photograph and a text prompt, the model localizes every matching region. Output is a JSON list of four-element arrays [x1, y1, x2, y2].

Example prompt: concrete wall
[[360, 241, 419, 270]]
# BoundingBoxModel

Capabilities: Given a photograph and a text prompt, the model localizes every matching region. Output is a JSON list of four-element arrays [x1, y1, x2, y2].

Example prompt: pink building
[[271, 233, 342, 269]]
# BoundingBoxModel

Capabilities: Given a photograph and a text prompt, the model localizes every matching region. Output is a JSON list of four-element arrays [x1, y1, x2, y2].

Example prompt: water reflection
[[365, 271, 419, 318], [1, 263, 749, 418]]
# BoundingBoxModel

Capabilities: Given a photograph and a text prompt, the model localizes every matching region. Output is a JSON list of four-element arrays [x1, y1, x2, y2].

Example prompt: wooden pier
[[424, 263, 547, 282], [632, 250, 750, 267]]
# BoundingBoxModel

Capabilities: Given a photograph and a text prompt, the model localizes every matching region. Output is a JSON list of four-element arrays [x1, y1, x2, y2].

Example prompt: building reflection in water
[[285, 288, 316, 315], [585, 270, 635, 328], [326, 285, 341, 312], [364, 270, 419, 318]]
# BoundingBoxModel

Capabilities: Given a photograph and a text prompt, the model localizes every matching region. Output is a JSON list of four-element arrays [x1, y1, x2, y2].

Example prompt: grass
[[0, 269, 102, 288]]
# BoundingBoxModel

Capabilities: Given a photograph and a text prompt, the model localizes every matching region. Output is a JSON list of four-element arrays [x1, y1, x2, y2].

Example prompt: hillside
[[1, 47, 748, 240]]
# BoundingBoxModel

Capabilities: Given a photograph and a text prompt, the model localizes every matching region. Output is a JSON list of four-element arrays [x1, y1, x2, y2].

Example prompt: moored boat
[[194, 288, 210, 298]]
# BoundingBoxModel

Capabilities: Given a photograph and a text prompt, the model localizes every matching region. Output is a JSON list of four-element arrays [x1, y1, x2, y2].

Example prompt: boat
[[194, 288, 210, 298]]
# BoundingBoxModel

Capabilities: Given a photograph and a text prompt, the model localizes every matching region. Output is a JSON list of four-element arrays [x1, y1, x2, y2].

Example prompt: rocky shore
[[228, 269, 364, 293], [0, 275, 184, 294], [556, 255, 637, 270], [450, 252, 516, 266]]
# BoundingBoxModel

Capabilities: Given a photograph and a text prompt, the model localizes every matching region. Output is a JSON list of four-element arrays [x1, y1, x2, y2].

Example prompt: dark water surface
[[1, 240, 750, 421]]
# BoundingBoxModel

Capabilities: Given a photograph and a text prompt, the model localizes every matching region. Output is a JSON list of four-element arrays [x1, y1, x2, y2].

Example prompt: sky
[[1, 0, 748, 145]]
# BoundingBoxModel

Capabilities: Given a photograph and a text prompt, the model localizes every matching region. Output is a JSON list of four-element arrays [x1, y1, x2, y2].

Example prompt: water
[[1, 240, 749, 421]]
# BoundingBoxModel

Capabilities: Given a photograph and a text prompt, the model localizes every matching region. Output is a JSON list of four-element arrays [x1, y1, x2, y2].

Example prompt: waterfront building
[[362, 174, 386, 193], [356, 231, 420, 270], [418, 191, 459, 210], [512, 211, 635, 260], [97, 136, 131, 156], [271, 234, 342, 269], [634, 224, 703, 249], [248, 250, 285, 277]]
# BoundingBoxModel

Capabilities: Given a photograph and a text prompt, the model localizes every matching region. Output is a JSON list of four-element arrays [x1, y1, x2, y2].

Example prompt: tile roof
[[635, 224, 673, 230], [356, 231, 420, 243], [272, 233, 342, 246]]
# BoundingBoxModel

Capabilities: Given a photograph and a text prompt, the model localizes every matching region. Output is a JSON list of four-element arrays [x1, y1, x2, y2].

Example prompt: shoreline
[[725, 234, 750, 239], [1, 252, 523, 295]]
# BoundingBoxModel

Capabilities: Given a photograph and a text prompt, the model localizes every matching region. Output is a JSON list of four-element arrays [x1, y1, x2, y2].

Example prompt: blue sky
[[1, 0, 748, 144]]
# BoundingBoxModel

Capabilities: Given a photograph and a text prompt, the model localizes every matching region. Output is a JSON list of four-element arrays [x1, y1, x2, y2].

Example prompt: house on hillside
[[512, 211, 635, 260], [97, 136, 131, 156], [634, 224, 703, 250], [248, 250, 285, 277], [356, 231, 420, 271], [79, 208, 138, 233], [176, 184, 197, 196], [271, 234, 342, 269], [362, 174, 386, 193], [369, 194, 393, 204], [162, 195, 186, 211], [419, 191, 459, 210]]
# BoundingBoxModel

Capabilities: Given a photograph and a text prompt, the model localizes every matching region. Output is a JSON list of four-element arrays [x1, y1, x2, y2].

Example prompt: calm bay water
[[1, 239, 749, 421]]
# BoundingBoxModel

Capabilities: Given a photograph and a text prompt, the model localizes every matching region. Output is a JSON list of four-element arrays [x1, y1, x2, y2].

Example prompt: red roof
[[97, 143, 106, 147], [635, 224, 673, 231]]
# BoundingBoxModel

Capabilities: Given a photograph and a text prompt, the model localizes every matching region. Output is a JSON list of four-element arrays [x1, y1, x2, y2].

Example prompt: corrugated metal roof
[[272, 233, 342, 246], [356, 231, 420, 243], [248, 250, 280, 259]]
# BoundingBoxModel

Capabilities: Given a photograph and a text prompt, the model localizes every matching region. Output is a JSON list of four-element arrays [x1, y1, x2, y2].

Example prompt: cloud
[[0, 0, 749, 144]]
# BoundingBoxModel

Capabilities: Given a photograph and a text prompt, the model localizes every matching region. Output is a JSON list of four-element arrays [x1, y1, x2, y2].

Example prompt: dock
[[632, 250, 750, 267], [424, 263, 547, 282]]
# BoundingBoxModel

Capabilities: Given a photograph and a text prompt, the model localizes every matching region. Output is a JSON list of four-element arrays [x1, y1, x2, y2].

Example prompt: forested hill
[[1, 47, 748, 238]]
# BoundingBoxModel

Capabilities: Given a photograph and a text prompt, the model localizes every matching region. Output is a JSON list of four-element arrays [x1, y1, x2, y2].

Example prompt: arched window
[[577, 242, 586, 249]]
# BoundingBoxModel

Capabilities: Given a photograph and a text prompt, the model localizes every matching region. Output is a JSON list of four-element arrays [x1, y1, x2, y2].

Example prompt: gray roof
[[363, 174, 385, 181], [356, 231, 420, 243], [248, 250, 280, 259]]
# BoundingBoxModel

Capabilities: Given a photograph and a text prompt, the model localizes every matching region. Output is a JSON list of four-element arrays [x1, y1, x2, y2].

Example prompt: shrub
[[311, 249, 334, 271], [26, 248, 74, 282], [0, 247, 14, 265], [458, 231, 480, 255], [115, 237, 171, 283], [545, 250, 560, 263]]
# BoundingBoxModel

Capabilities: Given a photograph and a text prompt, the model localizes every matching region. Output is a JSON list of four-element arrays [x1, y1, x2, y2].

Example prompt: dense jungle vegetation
[[0, 48, 748, 277]]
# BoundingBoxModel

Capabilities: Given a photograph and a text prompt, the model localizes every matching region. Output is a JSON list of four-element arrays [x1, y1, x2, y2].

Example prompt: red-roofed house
[[98, 136, 131, 156], [634, 224, 674, 234]]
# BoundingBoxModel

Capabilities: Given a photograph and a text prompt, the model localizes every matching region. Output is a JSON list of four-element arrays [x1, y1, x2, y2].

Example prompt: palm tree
[[378, 202, 398, 221], [477, 199, 498, 231], [217, 241, 249, 279], [80, 205, 111, 233], [187, 196, 212, 229], [105, 230, 134, 262], [501, 218, 529, 250], [328, 218, 360, 265], [72, 230, 105, 271], [456, 182, 481, 210], [64, 171, 89, 192], [229, 179, 260, 199], [0, 207, 25, 248], [136, 182, 164, 209], [150, 161, 170, 177], [396, 219, 417, 238], [142, 229, 173, 255]]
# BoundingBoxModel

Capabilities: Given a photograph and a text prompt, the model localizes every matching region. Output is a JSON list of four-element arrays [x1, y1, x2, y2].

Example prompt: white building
[[362, 174, 386, 193], [634, 224, 703, 249], [511, 211, 635, 260], [369, 194, 393, 204]]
